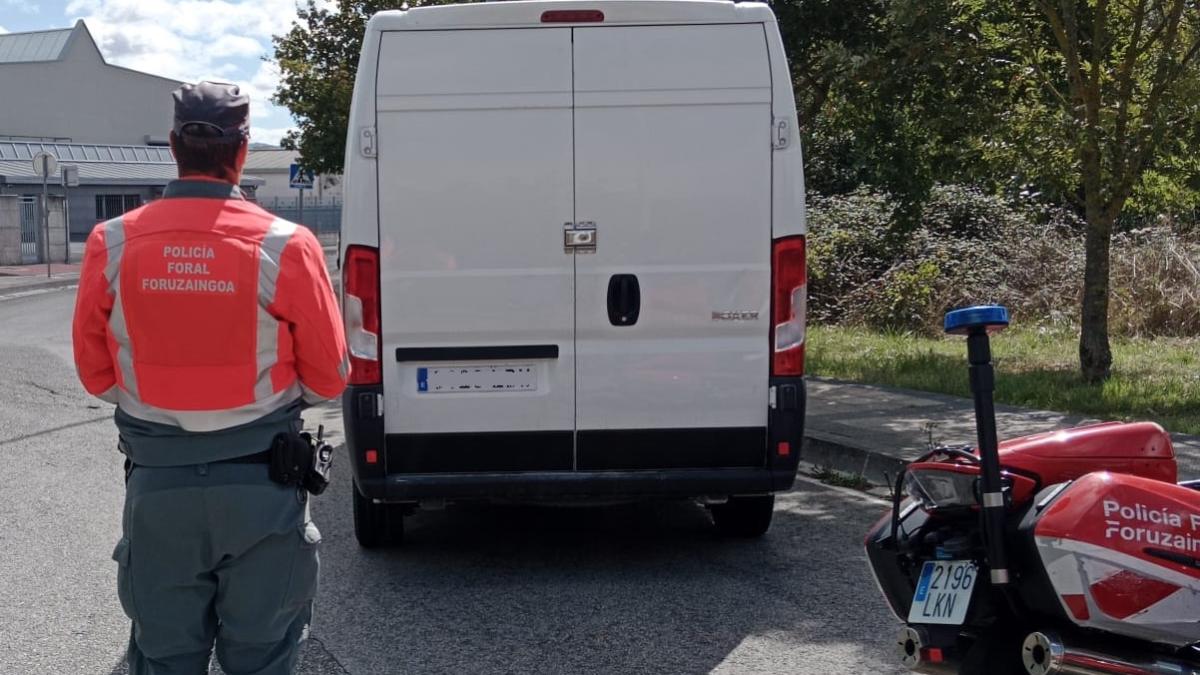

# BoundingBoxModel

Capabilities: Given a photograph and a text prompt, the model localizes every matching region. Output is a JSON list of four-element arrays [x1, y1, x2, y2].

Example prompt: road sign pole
[[61, 165, 78, 264], [42, 172, 49, 278], [63, 190, 71, 264], [31, 152, 58, 276], [289, 163, 314, 232]]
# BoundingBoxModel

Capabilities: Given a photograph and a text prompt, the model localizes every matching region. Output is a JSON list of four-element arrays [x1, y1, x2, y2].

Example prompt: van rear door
[[374, 29, 577, 471], [572, 24, 774, 470]]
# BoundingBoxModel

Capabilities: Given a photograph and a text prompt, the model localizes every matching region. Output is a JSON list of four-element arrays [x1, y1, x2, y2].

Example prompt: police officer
[[72, 82, 349, 674]]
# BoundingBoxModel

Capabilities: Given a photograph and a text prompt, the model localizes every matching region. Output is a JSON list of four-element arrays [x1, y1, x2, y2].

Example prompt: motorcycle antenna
[[944, 305, 1011, 586]]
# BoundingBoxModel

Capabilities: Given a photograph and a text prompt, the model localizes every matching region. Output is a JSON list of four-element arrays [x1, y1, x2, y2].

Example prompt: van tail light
[[541, 9, 604, 22], [771, 236, 806, 376], [343, 245, 381, 385]]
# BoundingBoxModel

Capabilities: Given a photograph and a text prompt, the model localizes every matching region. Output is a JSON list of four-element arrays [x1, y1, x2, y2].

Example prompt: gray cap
[[172, 81, 250, 142]]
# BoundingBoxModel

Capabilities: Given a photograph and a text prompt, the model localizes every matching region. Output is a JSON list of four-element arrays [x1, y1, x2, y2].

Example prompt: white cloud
[[65, 0, 304, 131], [2, 0, 38, 14], [209, 35, 265, 60], [250, 126, 295, 146], [0, 25, 7, 34], [67, 0, 303, 45], [243, 60, 282, 118], [206, 63, 240, 77]]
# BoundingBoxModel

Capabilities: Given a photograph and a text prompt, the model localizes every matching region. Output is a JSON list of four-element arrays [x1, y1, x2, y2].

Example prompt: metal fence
[[19, 197, 39, 264], [258, 196, 342, 245]]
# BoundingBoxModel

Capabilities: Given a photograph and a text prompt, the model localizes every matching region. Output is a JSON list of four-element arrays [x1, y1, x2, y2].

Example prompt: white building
[[0, 21, 180, 146], [245, 149, 341, 237], [245, 149, 342, 206], [0, 21, 264, 251]]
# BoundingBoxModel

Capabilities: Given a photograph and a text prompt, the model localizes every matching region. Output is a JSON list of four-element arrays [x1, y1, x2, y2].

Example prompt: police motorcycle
[[863, 306, 1200, 675]]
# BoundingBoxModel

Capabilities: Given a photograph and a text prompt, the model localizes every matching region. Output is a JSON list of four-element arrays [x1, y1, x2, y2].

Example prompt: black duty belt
[[215, 449, 271, 464], [129, 449, 271, 469], [124, 448, 271, 480]]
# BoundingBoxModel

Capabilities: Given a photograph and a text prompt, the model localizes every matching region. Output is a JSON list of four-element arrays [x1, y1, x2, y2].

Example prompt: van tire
[[710, 495, 774, 538], [353, 482, 405, 548]]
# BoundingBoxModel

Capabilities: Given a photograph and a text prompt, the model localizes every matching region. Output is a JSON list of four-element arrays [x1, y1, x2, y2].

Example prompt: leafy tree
[[273, 0, 466, 174], [772, 0, 887, 127], [774, 0, 1018, 213], [784, 0, 1200, 380], [994, 1, 1200, 380], [272, 1, 386, 175]]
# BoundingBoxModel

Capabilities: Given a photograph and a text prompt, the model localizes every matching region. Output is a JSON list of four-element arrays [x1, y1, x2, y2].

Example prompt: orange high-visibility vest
[[72, 179, 349, 431]]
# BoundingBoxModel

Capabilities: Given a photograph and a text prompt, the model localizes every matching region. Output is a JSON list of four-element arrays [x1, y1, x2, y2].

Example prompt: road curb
[[802, 430, 910, 489], [0, 278, 79, 300]]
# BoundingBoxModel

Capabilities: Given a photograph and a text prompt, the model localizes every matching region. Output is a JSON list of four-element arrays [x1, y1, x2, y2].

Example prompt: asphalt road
[[0, 288, 905, 675]]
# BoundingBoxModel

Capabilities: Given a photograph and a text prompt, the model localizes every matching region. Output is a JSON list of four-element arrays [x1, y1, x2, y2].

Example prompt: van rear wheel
[[710, 495, 774, 538], [352, 481, 405, 548]]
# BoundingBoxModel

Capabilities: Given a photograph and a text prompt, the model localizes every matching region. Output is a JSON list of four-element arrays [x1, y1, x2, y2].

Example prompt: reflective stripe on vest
[[338, 351, 351, 380], [255, 219, 298, 400], [103, 217, 140, 398], [116, 382, 303, 433]]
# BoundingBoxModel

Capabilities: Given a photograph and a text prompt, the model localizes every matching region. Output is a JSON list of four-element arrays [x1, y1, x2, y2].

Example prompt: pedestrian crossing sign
[[289, 164, 315, 189]]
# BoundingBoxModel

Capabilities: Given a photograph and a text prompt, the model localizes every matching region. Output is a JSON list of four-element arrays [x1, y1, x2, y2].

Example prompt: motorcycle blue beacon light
[[944, 305, 1010, 336]]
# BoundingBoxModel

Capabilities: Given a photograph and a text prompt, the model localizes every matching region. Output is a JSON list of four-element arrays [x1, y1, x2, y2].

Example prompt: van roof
[[367, 0, 774, 31]]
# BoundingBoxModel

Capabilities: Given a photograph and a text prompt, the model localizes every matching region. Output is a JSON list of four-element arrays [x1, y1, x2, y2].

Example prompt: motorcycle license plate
[[907, 560, 977, 625]]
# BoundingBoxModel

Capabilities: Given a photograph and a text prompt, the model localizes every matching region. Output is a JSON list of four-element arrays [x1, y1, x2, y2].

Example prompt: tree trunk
[[1079, 199, 1114, 383]]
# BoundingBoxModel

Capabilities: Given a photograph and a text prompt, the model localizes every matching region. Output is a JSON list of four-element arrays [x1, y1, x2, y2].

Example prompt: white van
[[340, 0, 807, 547]]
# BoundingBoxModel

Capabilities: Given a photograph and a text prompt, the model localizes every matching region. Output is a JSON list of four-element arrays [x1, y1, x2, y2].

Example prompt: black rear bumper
[[341, 378, 805, 503], [354, 467, 799, 501]]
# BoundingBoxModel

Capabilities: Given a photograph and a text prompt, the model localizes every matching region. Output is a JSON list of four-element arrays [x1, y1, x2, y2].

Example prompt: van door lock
[[564, 222, 597, 253]]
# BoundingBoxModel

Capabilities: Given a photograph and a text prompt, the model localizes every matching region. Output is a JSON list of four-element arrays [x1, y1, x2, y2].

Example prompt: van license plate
[[417, 365, 537, 394], [907, 560, 976, 625]]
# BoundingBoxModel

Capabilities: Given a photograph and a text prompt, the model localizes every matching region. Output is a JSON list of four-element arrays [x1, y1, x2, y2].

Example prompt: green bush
[[806, 189, 902, 324], [1109, 227, 1200, 337], [806, 184, 1200, 337], [921, 185, 1026, 239], [863, 258, 943, 331], [810, 185, 1022, 333]]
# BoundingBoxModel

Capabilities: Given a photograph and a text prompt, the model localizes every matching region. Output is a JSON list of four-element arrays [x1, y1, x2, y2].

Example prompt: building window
[[96, 194, 142, 221]]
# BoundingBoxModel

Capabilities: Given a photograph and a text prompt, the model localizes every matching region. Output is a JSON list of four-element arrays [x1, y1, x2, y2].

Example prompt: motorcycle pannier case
[[1024, 472, 1200, 647]]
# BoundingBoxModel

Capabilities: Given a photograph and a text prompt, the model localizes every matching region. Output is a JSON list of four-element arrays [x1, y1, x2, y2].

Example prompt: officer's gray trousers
[[113, 462, 320, 675]]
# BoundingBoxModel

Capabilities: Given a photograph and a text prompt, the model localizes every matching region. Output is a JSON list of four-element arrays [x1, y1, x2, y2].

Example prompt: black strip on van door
[[576, 428, 767, 471], [395, 345, 559, 362], [385, 431, 574, 473]]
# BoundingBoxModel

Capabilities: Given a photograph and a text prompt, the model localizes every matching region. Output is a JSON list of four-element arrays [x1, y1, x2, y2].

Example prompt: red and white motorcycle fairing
[[1033, 472, 1200, 647]]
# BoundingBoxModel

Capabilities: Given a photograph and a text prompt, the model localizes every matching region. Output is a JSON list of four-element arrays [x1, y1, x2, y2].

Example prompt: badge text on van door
[[712, 311, 760, 322]]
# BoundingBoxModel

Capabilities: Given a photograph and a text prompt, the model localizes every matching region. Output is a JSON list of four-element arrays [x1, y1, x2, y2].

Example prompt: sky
[[0, 0, 330, 145]]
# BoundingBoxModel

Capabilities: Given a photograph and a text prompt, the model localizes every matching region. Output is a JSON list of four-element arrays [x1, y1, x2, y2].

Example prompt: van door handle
[[564, 222, 597, 253], [607, 274, 640, 327]]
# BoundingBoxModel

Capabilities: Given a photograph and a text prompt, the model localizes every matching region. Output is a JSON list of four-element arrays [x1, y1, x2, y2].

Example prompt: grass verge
[[810, 465, 875, 491], [807, 324, 1200, 435]]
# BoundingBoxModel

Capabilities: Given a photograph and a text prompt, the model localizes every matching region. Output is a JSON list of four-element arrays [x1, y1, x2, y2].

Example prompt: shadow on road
[[106, 480, 901, 674]]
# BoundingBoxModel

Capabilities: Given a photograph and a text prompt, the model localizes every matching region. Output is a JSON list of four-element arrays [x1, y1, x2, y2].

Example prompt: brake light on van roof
[[771, 236, 806, 376], [541, 9, 604, 22], [344, 245, 382, 385]]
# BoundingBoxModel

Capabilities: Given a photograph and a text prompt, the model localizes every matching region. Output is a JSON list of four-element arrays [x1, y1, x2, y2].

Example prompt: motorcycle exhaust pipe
[[1022, 631, 1197, 675], [895, 626, 957, 675]]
